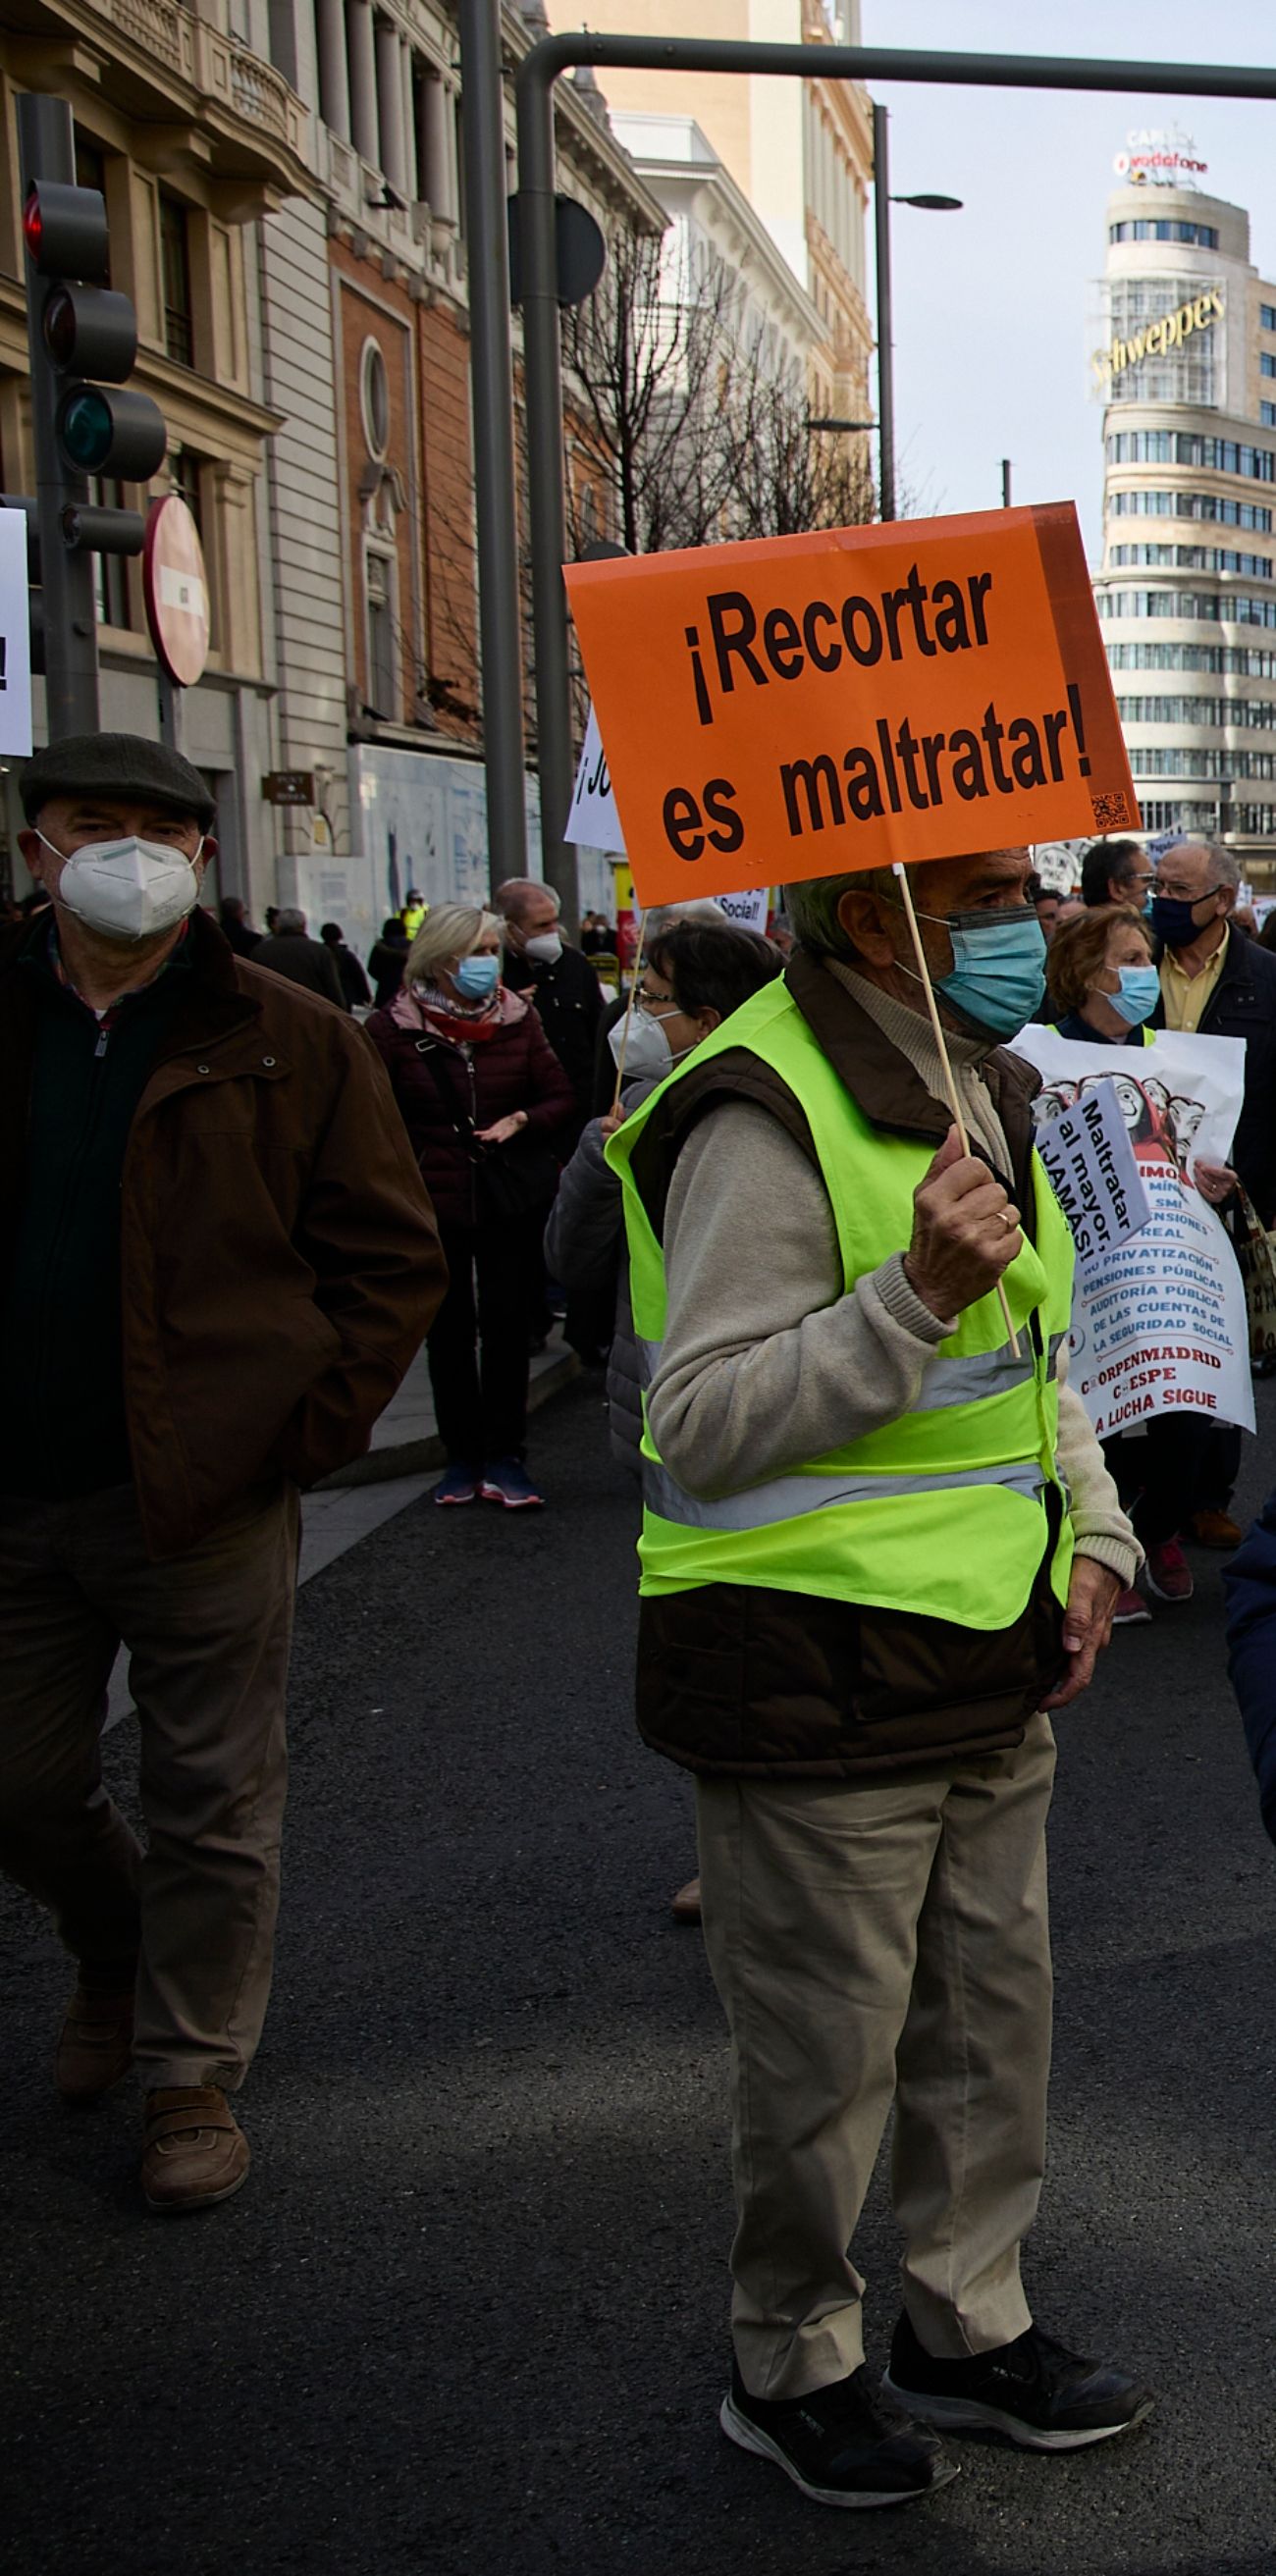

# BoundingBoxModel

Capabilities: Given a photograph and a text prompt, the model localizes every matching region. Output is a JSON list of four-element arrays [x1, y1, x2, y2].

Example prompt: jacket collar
[[784, 946, 1041, 1169], [1, 904, 261, 1063]]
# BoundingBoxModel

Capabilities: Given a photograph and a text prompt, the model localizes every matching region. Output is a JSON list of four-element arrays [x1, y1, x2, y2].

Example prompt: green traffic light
[[58, 386, 113, 471]]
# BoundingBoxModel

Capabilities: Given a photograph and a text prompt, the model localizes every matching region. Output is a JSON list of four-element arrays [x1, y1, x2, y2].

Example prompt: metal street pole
[[457, 0, 528, 896], [18, 91, 99, 739], [516, 38, 1276, 905], [515, 60, 578, 935], [1002, 456, 1013, 508], [873, 102, 895, 526]]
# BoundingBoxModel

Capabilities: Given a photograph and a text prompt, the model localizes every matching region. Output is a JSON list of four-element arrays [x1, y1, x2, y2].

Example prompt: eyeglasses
[[634, 983, 678, 1015]]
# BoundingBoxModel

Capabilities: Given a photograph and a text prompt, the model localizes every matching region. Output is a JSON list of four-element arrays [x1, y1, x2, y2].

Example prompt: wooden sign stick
[[892, 862, 1021, 1359], [610, 908, 648, 1114]]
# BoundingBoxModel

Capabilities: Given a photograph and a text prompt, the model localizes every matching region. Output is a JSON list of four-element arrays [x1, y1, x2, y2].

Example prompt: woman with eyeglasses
[[547, 914, 784, 1920]]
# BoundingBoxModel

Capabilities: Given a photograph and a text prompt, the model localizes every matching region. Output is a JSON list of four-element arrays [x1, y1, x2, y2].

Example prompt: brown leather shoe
[[670, 1874, 702, 1922], [55, 1986, 134, 2102], [141, 2086, 250, 2213], [1188, 1507, 1244, 1551]]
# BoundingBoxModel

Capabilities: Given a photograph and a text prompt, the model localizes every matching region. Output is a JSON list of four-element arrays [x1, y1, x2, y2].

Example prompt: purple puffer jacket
[[365, 987, 576, 1228]]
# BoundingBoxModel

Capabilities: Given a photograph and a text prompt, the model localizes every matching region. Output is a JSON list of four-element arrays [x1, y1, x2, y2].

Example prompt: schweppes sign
[[1092, 287, 1224, 390]]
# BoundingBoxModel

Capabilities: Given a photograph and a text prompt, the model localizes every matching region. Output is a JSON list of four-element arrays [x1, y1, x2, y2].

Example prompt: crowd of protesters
[[13, 755, 1276, 2529]]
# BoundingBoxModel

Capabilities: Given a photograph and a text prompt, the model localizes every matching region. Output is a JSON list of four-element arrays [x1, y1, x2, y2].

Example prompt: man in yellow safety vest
[[609, 844, 1152, 2511]]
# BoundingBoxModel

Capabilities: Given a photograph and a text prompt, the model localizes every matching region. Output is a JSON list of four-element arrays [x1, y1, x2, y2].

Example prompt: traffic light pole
[[457, 0, 529, 899], [18, 92, 98, 738]]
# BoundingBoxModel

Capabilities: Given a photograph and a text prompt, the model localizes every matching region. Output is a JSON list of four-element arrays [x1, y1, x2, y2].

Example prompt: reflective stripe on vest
[[635, 1331, 1065, 1411], [642, 1453, 1046, 1533]]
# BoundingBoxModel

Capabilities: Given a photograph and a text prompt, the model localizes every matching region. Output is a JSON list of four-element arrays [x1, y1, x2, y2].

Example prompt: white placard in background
[[1032, 1078, 1150, 1265], [0, 509, 33, 757], [564, 705, 625, 854], [1011, 1025, 1253, 1440], [714, 887, 771, 932]]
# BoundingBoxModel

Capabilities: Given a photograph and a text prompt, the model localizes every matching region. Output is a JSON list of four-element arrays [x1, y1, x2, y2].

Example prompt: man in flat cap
[[0, 735, 446, 2211]]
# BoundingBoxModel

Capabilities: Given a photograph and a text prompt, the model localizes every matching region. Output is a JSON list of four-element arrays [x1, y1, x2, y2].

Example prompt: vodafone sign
[[143, 494, 210, 687]]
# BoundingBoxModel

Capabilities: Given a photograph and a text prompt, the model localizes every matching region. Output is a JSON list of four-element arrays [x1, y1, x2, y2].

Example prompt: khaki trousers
[[0, 1479, 299, 2093], [695, 1712, 1056, 2399]]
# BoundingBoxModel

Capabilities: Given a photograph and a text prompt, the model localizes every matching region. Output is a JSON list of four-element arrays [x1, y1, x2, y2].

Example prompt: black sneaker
[[719, 2358, 958, 2509], [882, 2311, 1155, 2452]]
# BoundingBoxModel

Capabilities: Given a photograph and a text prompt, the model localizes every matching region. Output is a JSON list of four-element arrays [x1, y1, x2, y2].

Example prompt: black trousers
[[428, 1215, 544, 1465], [1103, 1413, 1217, 1550]]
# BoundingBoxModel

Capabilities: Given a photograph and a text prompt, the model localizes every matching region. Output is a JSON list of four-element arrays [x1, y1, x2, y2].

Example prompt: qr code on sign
[[1090, 790, 1133, 828]]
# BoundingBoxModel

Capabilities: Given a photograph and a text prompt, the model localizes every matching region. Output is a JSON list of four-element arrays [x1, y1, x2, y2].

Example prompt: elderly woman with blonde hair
[[366, 902, 575, 1506]]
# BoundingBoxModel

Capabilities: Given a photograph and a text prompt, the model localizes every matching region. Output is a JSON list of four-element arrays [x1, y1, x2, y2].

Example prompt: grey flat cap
[[20, 732, 216, 829]]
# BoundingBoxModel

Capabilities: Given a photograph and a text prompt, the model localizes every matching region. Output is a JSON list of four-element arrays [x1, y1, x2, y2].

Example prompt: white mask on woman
[[39, 829, 202, 944]]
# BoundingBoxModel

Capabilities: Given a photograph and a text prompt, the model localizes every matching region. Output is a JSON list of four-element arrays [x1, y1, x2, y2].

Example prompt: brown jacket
[[0, 913, 447, 1559], [630, 950, 1067, 1779]]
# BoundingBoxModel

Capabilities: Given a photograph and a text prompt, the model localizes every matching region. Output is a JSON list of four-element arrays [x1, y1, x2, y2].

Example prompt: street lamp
[[873, 102, 962, 524]]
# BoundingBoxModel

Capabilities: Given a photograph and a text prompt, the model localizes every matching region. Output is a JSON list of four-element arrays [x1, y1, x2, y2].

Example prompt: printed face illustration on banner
[[564, 504, 1140, 908]]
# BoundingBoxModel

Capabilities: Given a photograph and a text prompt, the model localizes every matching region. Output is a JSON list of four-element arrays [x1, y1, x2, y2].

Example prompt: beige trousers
[[695, 1712, 1056, 2399], [0, 1478, 299, 2093]]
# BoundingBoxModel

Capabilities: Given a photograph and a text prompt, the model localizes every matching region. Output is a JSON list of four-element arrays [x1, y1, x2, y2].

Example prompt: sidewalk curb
[[318, 1350, 583, 1490]]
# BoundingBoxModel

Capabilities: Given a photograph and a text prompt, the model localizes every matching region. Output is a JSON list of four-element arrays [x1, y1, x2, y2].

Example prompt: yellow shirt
[[1159, 925, 1229, 1033]]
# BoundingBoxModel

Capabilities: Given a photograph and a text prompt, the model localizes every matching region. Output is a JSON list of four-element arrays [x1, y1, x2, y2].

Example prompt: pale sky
[[863, 2, 1276, 558]]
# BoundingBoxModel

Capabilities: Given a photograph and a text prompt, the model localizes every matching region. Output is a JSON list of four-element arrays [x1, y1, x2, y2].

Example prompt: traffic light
[[17, 92, 169, 734]]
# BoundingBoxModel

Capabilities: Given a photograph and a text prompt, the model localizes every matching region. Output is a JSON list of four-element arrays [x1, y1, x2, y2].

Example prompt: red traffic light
[[22, 179, 109, 282]]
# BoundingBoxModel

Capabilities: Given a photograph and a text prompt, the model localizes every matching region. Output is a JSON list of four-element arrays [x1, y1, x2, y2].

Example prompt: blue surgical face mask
[[1108, 963, 1161, 1026], [902, 904, 1047, 1038], [454, 953, 500, 1000]]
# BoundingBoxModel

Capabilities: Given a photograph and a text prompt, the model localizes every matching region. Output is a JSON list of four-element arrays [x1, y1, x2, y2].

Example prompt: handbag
[[412, 1037, 559, 1223], [1234, 1184, 1276, 1362]]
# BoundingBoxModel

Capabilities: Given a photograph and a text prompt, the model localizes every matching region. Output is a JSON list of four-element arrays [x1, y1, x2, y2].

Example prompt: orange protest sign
[[564, 504, 1139, 907]]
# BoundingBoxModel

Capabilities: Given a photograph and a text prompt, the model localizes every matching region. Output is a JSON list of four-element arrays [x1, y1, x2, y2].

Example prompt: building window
[[1108, 219, 1218, 246], [1262, 304, 1276, 332], [1262, 353, 1276, 378], [159, 193, 195, 368], [167, 446, 203, 536], [1108, 430, 1276, 482], [364, 542, 399, 717], [1262, 403, 1276, 429], [360, 340, 391, 461]]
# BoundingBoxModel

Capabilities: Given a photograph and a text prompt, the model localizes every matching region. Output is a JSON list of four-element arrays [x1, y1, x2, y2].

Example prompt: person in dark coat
[[368, 916, 409, 1008], [1225, 1498, 1276, 1844], [547, 917, 784, 1925], [1150, 837, 1276, 1545], [320, 920, 371, 1009], [367, 903, 575, 1509], [0, 731, 444, 2214], [495, 876, 602, 1130], [218, 896, 260, 957], [251, 908, 346, 1009]]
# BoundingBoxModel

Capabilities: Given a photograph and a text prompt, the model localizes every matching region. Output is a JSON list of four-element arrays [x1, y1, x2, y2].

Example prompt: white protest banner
[[0, 509, 33, 757], [1010, 1026, 1254, 1439], [564, 704, 626, 854], [1032, 1078, 1150, 1265], [715, 887, 771, 932]]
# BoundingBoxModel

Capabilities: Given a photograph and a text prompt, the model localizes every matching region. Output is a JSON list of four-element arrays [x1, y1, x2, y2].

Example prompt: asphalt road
[[6, 1376, 1276, 2576]]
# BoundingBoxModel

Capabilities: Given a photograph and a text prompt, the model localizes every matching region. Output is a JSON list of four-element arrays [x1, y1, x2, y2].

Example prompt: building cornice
[[2, 0, 317, 213]]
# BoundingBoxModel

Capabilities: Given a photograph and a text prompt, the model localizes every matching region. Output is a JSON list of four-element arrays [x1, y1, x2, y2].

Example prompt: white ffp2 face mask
[[39, 830, 202, 944], [523, 930, 562, 966]]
